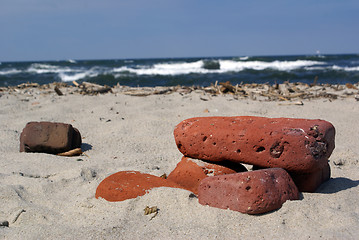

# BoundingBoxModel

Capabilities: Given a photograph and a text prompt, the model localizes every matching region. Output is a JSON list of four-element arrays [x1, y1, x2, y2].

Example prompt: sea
[[1, 54, 358, 87]]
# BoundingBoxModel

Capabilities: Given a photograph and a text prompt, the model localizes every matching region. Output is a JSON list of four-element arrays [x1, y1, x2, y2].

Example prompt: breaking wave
[[1, 54, 358, 86]]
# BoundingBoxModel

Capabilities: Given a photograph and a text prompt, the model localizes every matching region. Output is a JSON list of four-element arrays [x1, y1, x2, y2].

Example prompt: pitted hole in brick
[[308, 125, 320, 138], [256, 146, 265, 152], [245, 186, 251, 191], [212, 142, 217, 146], [177, 143, 183, 150], [310, 140, 327, 159], [236, 149, 241, 153], [181, 122, 191, 130], [232, 141, 236, 144], [202, 136, 207, 142], [270, 142, 284, 158]]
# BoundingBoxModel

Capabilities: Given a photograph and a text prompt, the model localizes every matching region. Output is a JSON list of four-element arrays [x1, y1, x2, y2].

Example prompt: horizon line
[[1, 52, 358, 63]]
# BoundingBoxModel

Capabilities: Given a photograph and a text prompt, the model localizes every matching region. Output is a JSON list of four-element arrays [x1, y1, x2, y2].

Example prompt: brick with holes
[[174, 116, 335, 173], [167, 156, 247, 195], [290, 163, 331, 192], [198, 168, 299, 214], [253, 163, 331, 192]]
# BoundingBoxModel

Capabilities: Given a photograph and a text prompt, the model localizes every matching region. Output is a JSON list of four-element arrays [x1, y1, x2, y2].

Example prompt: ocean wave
[[331, 65, 359, 71], [0, 69, 22, 75], [112, 59, 325, 76], [59, 72, 87, 82], [113, 60, 207, 75], [219, 60, 325, 72], [58, 69, 99, 82], [305, 65, 359, 72], [27, 63, 73, 74], [1, 57, 357, 87]]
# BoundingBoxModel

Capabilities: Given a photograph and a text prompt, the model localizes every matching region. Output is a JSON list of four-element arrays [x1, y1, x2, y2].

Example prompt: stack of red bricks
[[169, 116, 335, 214], [95, 116, 335, 215]]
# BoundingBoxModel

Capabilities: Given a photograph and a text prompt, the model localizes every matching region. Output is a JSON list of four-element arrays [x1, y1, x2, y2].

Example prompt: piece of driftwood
[[57, 148, 83, 156], [80, 82, 112, 95], [122, 91, 153, 96], [11, 209, 26, 224], [54, 86, 63, 96], [219, 81, 236, 94], [72, 80, 80, 87], [278, 101, 304, 106], [144, 206, 159, 220]]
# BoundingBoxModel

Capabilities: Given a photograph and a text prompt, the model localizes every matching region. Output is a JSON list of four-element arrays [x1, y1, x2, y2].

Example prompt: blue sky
[[1, 0, 358, 61]]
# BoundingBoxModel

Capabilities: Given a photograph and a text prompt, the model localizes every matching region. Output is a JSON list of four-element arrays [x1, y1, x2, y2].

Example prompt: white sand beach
[[0, 84, 358, 239]]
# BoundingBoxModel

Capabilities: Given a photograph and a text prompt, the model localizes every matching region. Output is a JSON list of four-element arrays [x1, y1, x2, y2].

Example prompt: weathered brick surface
[[198, 168, 299, 214], [174, 116, 335, 173], [95, 171, 182, 202], [167, 157, 247, 194], [290, 163, 331, 192], [253, 163, 331, 192], [20, 121, 82, 154]]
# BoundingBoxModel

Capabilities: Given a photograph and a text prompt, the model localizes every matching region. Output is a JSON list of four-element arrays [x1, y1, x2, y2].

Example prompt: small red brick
[[167, 157, 247, 195], [174, 116, 335, 173], [198, 168, 299, 214], [95, 171, 182, 202]]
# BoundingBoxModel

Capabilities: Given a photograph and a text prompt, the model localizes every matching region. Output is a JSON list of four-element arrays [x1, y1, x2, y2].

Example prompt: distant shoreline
[[1, 53, 358, 64], [1, 81, 358, 102]]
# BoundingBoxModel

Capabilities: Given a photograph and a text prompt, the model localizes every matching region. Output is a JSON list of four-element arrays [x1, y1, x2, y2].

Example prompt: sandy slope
[[0, 89, 358, 239]]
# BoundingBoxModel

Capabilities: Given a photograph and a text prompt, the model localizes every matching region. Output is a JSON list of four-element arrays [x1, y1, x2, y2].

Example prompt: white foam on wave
[[0, 69, 22, 75], [332, 65, 359, 72], [113, 60, 210, 75], [220, 60, 325, 72], [58, 68, 99, 82], [305, 65, 359, 72], [27, 63, 72, 74], [26, 63, 101, 82], [112, 59, 325, 76]]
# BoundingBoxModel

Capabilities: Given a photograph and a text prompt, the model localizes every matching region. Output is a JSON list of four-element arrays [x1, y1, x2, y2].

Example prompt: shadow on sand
[[81, 143, 93, 152], [316, 177, 359, 194]]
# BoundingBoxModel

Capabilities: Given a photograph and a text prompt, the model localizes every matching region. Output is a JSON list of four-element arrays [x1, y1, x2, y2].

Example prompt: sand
[[0, 86, 358, 239]]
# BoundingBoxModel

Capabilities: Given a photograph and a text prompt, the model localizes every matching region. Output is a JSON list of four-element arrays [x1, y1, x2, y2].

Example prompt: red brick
[[198, 168, 299, 214], [290, 163, 331, 192], [174, 116, 335, 173], [167, 157, 247, 195], [95, 171, 182, 202]]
